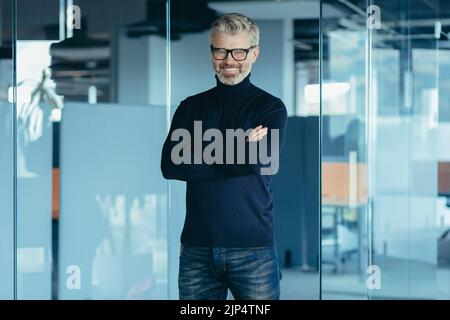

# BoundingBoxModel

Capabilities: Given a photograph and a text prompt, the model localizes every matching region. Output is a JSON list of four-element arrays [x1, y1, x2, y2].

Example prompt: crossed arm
[[160, 99, 287, 182]]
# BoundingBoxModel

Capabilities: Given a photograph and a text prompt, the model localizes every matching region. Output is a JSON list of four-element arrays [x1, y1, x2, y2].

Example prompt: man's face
[[211, 31, 259, 86]]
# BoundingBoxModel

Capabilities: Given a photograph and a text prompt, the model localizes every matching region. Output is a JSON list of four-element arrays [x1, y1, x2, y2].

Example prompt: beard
[[215, 64, 252, 86]]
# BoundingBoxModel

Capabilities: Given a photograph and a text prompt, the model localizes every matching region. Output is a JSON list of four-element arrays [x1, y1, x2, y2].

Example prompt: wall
[[58, 102, 168, 299]]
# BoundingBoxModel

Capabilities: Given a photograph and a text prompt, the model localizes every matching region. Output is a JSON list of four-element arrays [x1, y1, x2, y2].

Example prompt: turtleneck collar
[[215, 73, 253, 93]]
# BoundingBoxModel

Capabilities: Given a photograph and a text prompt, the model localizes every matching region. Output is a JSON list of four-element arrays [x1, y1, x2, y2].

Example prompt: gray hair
[[209, 13, 260, 46]]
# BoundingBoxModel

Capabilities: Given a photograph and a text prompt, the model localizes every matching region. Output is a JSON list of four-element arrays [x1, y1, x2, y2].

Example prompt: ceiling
[[2, 0, 449, 101]]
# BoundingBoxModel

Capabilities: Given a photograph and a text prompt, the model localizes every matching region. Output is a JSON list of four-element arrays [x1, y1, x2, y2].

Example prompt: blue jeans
[[178, 245, 281, 300]]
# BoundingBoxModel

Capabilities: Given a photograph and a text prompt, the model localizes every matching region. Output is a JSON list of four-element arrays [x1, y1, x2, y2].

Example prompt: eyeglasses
[[210, 45, 257, 61]]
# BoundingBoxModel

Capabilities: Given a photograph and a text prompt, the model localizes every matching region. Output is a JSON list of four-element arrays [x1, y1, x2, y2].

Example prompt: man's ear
[[252, 46, 260, 62]]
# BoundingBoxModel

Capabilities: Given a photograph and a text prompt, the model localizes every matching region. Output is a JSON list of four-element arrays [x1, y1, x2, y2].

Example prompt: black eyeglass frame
[[210, 45, 257, 61]]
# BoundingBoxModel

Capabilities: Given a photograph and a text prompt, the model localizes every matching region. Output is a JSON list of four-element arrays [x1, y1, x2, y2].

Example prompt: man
[[161, 13, 287, 300]]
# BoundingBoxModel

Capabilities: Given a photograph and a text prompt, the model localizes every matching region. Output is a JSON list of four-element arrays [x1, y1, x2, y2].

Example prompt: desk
[[438, 162, 450, 207], [322, 162, 368, 208], [321, 162, 368, 273]]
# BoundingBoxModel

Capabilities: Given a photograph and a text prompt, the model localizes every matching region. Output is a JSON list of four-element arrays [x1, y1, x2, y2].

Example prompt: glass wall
[[10, 0, 323, 300], [321, 0, 450, 299], [370, 0, 445, 300], [321, 0, 370, 299], [3, 0, 450, 300], [0, 0, 15, 300], [168, 0, 321, 300], [15, 0, 168, 299]]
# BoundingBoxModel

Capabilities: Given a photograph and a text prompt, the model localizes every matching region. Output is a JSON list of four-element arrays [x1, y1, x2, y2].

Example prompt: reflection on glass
[[16, 0, 168, 299], [321, 6, 368, 297], [169, 0, 320, 299], [0, 0, 14, 300], [16, 41, 62, 179], [322, 0, 450, 299], [11, 0, 324, 300]]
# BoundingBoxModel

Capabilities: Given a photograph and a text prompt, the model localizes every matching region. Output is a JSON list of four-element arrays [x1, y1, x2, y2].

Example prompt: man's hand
[[247, 125, 268, 142]]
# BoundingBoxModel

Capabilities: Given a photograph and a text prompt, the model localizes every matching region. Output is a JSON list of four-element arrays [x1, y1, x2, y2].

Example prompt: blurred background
[[0, 0, 450, 299]]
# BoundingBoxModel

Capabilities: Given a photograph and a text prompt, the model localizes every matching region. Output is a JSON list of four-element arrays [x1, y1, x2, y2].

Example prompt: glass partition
[[16, 0, 169, 299], [7, 0, 450, 301], [321, 0, 450, 299], [168, 0, 321, 300], [0, 0, 15, 300], [369, 0, 440, 300], [321, 0, 369, 299], [13, 0, 323, 300]]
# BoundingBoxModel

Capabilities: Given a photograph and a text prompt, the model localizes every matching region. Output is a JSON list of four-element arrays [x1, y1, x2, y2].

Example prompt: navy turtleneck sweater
[[161, 73, 287, 247]]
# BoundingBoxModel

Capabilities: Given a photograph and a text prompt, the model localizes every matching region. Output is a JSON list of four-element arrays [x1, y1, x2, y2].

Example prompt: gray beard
[[216, 68, 251, 86]]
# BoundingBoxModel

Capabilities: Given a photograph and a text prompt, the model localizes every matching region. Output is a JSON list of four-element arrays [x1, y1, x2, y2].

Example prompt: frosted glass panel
[[0, 0, 14, 299], [322, 0, 446, 299], [0, 100, 14, 299], [16, 102, 53, 299], [58, 103, 168, 299]]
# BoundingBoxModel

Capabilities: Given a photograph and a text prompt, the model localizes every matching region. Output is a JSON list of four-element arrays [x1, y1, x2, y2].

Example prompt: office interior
[[1, 0, 450, 300]]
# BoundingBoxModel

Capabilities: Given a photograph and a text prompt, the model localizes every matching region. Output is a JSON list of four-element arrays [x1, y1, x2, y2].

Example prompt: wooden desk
[[322, 162, 368, 207], [438, 162, 450, 197], [321, 162, 368, 273]]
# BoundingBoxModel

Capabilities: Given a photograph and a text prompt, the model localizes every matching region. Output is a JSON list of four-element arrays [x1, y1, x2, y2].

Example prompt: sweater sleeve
[[160, 98, 228, 182], [218, 98, 288, 177]]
